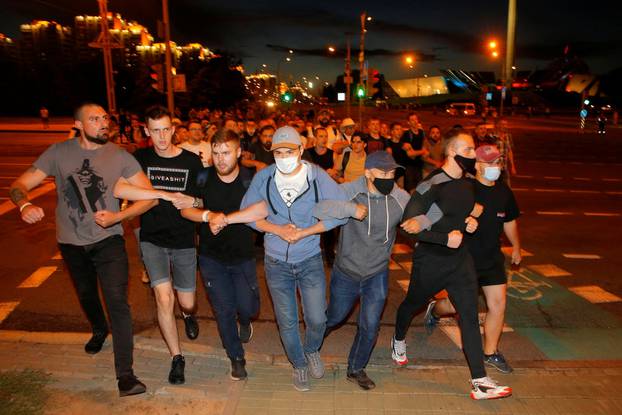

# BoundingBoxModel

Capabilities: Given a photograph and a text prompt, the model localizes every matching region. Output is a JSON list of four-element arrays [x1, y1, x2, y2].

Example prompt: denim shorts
[[140, 241, 197, 292]]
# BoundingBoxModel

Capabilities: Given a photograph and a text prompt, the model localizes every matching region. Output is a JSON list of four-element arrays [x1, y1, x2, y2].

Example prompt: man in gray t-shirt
[[9, 103, 179, 397]]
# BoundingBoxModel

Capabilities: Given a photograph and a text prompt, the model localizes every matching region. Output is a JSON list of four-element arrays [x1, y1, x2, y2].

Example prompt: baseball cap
[[270, 126, 302, 151], [340, 118, 356, 131], [365, 150, 404, 171], [475, 145, 501, 162]]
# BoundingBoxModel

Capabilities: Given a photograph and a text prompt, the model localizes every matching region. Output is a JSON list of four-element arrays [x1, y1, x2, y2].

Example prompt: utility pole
[[162, 0, 175, 115], [358, 12, 367, 127], [501, 0, 517, 117], [345, 36, 351, 117], [89, 0, 122, 115]]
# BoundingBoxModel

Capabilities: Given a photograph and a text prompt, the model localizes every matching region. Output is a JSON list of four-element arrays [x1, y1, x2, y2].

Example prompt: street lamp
[[327, 46, 336, 53]]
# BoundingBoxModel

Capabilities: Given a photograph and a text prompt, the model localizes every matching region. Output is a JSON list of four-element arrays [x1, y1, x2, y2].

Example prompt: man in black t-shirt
[[244, 125, 275, 172], [181, 130, 265, 381], [402, 112, 428, 192], [424, 144, 521, 375], [134, 106, 204, 386]]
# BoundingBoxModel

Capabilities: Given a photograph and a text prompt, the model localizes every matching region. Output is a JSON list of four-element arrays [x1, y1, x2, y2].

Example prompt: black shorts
[[475, 252, 507, 286]]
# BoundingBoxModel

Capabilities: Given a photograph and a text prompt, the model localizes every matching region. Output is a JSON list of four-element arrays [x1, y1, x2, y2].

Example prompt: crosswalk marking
[[569, 286, 622, 304], [544, 176, 562, 180], [18, 266, 57, 288], [51, 252, 63, 260], [440, 322, 514, 350], [396, 279, 410, 291], [563, 253, 602, 259], [0, 302, 19, 324], [572, 177, 591, 181], [534, 189, 565, 193], [536, 211, 573, 216], [569, 190, 600, 194], [528, 264, 572, 277], [584, 212, 621, 217], [389, 259, 402, 270], [0, 182, 56, 216], [603, 178, 622, 182]]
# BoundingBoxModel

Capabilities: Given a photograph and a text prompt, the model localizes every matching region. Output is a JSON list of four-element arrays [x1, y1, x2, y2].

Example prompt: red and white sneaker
[[391, 335, 408, 366], [470, 376, 512, 400]]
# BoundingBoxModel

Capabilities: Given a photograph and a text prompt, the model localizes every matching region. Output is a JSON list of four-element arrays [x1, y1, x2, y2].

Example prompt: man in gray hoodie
[[313, 151, 410, 390]]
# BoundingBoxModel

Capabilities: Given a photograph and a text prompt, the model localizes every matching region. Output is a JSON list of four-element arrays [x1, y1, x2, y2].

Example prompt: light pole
[[276, 54, 292, 95], [162, 0, 175, 115], [503, 0, 517, 117], [358, 12, 370, 127]]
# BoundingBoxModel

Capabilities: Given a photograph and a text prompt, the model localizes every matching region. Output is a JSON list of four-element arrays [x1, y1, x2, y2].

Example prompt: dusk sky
[[3, 0, 621, 83]]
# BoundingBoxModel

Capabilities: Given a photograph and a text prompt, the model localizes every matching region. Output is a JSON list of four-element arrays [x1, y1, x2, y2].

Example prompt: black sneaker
[[230, 358, 247, 381], [84, 330, 108, 354], [118, 375, 146, 397], [239, 322, 253, 343], [183, 314, 199, 340], [484, 352, 513, 374], [347, 370, 376, 390], [168, 354, 185, 384]]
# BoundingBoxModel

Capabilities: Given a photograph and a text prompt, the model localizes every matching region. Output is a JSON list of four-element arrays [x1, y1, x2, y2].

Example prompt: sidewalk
[[1, 330, 622, 415]]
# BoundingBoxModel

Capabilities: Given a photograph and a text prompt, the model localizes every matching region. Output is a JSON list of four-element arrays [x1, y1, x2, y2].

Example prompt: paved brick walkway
[[1, 331, 622, 414]]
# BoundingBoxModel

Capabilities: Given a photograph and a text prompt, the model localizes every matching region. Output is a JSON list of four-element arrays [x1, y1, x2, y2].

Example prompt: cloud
[[266, 44, 440, 62]]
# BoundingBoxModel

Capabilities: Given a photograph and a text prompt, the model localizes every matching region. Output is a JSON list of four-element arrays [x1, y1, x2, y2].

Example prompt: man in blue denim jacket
[[240, 126, 347, 391]]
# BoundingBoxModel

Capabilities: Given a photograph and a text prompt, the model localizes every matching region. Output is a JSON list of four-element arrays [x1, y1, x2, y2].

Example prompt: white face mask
[[483, 166, 501, 182], [275, 155, 300, 174]]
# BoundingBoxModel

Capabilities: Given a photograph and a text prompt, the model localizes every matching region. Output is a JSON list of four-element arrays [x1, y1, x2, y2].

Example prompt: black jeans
[[395, 248, 486, 379], [59, 235, 134, 378]]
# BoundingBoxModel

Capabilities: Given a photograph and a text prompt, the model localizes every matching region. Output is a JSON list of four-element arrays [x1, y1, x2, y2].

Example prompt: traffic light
[[150, 64, 164, 92], [356, 84, 365, 99], [369, 69, 382, 99], [281, 91, 293, 103]]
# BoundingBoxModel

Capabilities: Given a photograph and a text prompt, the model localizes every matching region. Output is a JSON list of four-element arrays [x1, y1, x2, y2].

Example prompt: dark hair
[[212, 129, 240, 147], [259, 125, 275, 135], [144, 105, 171, 124], [314, 127, 327, 136], [351, 132, 367, 143], [389, 122, 402, 130], [73, 102, 102, 121], [407, 112, 418, 119], [428, 124, 441, 133]]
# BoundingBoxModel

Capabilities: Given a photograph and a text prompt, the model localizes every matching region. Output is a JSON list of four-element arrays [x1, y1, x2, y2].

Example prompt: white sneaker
[[470, 376, 512, 400], [391, 335, 408, 366]]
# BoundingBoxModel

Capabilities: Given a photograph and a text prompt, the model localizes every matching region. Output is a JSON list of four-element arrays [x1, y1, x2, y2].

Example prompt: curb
[[3, 329, 622, 370]]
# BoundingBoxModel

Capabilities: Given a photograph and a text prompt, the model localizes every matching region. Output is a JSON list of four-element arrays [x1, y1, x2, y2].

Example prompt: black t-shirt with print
[[466, 179, 520, 268], [309, 148, 334, 170], [198, 167, 255, 263], [134, 148, 203, 249]]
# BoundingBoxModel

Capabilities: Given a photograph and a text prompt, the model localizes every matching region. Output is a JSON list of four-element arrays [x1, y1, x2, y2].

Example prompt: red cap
[[475, 145, 501, 162]]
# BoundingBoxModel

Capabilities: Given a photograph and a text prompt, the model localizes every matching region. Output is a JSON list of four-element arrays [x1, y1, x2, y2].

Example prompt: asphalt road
[[0, 113, 621, 363]]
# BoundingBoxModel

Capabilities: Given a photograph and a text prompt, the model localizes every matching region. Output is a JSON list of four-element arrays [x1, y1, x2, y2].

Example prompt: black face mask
[[373, 178, 394, 195], [454, 155, 476, 175]]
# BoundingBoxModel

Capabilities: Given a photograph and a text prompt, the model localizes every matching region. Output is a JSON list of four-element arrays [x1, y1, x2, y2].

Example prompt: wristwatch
[[192, 197, 200, 208]]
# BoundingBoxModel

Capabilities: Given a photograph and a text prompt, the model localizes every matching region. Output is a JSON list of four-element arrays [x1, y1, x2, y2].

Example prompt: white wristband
[[202, 210, 210, 223], [19, 202, 33, 213]]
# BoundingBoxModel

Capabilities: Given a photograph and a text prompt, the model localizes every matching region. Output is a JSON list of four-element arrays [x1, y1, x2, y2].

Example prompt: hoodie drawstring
[[384, 195, 390, 244], [367, 190, 372, 236], [367, 190, 390, 244]]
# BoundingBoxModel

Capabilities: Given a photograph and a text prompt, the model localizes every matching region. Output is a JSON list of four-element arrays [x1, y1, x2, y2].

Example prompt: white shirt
[[274, 163, 308, 207], [179, 141, 211, 167]]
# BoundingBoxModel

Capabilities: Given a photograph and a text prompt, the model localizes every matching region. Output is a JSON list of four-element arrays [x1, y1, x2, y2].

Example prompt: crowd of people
[[10, 101, 521, 401]]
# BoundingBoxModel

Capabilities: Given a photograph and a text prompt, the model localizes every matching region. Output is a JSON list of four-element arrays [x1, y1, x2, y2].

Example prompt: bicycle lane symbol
[[507, 267, 552, 301]]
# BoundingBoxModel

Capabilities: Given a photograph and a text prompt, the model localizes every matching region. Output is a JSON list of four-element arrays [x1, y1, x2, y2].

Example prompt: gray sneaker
[[305, 351, 325, 379], [293, 367, 310, 391], [484, 352, 513, 374]]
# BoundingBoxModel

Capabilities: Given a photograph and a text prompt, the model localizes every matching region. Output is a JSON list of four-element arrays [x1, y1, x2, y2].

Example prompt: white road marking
[[584, 212, 621, 217], [603, 178, 622, 182], [512, 188, 530, 191], [399, 261, 412, 273], [0, 163, 33, 166], [528, 264, 572, 277], [544, 176, 563, 180], [440, 321, 514, 350], [569, 190, 600, 194], [396, 279, 410, 291], [569, 162, 585, 165], [51, 252, 63, 260], [536, 211, 573, 215], [572, 177, 591, 181], [514, 175, 533, 179], [0, 302, 20, 324], [18, 266, 57, 288], [569, 286, 622, 303], [534, 189, 565, 193], [563, 254, 602, 259], [606, 191, 622, 195]]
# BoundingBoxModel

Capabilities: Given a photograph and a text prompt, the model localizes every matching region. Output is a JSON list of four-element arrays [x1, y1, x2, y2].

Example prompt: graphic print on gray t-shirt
[[66, 159, 108, 217]]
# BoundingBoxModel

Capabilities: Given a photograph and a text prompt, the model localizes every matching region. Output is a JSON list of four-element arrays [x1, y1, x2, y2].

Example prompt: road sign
[[173, 74, 187, 92], [580, 109, 588, 118]]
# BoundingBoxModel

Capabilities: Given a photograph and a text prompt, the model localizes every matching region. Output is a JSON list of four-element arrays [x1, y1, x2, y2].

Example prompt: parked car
[[446, 102, 477, 116]]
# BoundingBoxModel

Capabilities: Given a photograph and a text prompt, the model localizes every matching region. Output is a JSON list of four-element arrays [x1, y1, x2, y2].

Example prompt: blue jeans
[[264, 253, 327, 369], [326, 266, 388, 373], [198, 256, 259, 360]]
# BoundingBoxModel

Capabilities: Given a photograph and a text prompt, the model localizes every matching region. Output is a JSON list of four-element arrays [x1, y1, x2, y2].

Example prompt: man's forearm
[[9, 185, 29, 207], [504, 220, 520, 248], [119, 200, 158, 222], [114, 181, 165, 201], [227, 201, 268, 224], [298, 221, 326, 238], [255, 219, 280, 234]]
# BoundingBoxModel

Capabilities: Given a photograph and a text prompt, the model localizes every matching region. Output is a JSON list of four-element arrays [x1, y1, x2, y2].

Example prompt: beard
[[84, 131, 108, 145], [215, 162, 237, 176]]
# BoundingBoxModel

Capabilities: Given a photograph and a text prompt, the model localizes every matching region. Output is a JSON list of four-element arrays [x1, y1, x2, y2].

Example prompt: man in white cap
[[331, 118, 357, 154], [240, 126, 347, 392]]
